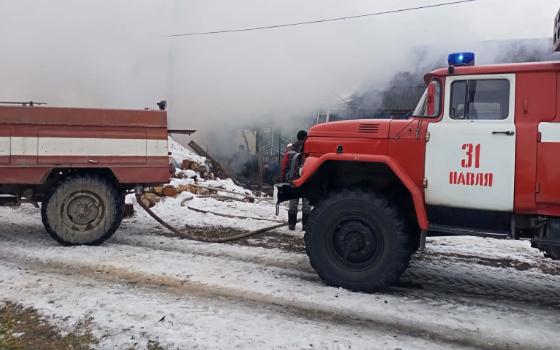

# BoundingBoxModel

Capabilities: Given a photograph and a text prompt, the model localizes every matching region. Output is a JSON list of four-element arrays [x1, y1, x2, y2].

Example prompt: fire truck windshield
[[412, 80, 441, 118]]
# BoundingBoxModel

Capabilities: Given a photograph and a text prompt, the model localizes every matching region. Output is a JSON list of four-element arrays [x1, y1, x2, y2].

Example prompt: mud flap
[[273, 183, 303, 206]]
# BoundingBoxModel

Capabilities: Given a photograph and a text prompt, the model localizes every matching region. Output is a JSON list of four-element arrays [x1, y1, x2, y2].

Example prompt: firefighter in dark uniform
[[280, 130, 311, 230]]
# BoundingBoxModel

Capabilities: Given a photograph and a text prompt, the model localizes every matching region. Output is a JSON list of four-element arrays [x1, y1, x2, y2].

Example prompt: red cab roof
[[424, 61, 560, 84]]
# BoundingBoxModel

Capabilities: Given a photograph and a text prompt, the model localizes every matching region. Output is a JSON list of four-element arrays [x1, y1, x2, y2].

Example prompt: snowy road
[[1, 203, 560, 349]]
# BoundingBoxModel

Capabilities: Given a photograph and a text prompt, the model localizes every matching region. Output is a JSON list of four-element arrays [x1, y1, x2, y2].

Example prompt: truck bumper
[[273, 183, 303, 204]]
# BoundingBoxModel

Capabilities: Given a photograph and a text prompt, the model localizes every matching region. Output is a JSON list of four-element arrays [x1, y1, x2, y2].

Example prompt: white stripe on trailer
[[0, 137, 168, 157], [538, 122, 560, 142], [11, 137, 38, 156], [0, 137, 9, 156]]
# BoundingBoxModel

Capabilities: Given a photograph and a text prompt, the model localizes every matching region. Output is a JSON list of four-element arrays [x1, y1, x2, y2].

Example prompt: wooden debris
[[152, 186, 164, 196], [197, 195, 247, 202], [189, 184, 254, 200], [187, 205, 286, 223], [161, 185, 179, 198], [181, 160, 192, 170], [139, 199, 152, 211], [176, 184, 192, 194], [188, 140, 235, 181], [189, 162, 200, 172], [197, 188, 212, 196], [140, 193, 160, 208]]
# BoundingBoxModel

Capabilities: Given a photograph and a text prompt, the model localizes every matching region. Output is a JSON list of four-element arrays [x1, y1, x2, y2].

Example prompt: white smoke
[[0, 0, 558, 155]]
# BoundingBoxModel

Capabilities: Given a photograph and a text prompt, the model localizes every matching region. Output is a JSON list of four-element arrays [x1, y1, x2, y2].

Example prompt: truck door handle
[[492, 131, 515, 136]]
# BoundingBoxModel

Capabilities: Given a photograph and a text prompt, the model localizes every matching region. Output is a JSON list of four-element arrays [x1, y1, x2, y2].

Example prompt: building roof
[[381, 86, 425, 112]]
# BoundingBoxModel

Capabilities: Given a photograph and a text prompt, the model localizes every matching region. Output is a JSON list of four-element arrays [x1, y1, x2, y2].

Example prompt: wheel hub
[[64, 192, 104, 230], [333, 221, 378, 266]]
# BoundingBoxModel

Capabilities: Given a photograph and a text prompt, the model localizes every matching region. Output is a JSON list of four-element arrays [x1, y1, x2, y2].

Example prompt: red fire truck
[[0, 103, 172, 246], [275, 45, 560, 291]]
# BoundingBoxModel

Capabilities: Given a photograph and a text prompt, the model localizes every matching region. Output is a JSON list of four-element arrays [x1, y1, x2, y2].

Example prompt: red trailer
[[0, 103, 172, 245]]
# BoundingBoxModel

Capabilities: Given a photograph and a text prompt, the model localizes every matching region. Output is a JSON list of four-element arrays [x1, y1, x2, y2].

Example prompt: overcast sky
[[0, 0, 558, 145]]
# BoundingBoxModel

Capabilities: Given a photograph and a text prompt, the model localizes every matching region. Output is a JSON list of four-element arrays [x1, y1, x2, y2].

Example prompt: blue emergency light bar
[[448, 52, 475, 66]]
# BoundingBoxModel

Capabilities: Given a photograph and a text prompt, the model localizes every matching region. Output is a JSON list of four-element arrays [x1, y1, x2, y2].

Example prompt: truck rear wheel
[[304, 190, 410, 292], [544, 247, 560, 260], [542, 219, 560, 260], [41, 175, 125, 246]]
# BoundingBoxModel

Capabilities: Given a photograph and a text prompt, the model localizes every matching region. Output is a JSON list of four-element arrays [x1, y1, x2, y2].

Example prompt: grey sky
[[0, 0, 558, 143]]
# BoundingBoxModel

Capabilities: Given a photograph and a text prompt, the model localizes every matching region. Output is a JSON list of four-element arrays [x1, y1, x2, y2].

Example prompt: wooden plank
[[187, 140, 238, 183]]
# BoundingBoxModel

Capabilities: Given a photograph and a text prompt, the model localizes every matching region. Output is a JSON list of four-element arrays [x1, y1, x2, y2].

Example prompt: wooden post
[[188, 140, 239, 184], [255, 130, 263, 191]]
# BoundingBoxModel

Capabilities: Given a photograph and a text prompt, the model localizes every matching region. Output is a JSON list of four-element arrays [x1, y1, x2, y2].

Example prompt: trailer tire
[[304, 190, 410, 293], [41, 175, 125, 246]]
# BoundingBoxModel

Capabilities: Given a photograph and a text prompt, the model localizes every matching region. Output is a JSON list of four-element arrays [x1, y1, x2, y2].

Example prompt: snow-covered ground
[[168, 137, 207, 165], [1, 199, 560, 350], [1, 138, 559, 349]]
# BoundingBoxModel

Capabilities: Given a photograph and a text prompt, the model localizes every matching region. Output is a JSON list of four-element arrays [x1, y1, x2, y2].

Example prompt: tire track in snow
[[1, 229, 559, 349], [401, 254, 560, 308], [115, 230, 560, 308], [3, 228, 560, 310], [112, 232, 315, 274], [0, 262, 457, 350], [0, 250, 540, 350], [113, 233, 560, 309], [0, 230, 319, 284]]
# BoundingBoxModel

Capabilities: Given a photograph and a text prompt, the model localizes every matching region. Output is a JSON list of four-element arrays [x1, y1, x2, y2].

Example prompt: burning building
[[319, 38, 560, 122]]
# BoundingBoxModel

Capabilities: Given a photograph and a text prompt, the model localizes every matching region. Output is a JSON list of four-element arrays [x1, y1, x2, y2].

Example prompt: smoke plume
[[0, 0, 558, 156]]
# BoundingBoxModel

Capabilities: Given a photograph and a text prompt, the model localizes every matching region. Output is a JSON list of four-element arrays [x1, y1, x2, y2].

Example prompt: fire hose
[[136, 193, 299, 243]]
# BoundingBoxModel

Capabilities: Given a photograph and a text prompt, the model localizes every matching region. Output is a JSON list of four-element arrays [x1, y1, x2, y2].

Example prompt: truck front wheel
[[304, 190, 410, 292], [41, 175, 125, 246]]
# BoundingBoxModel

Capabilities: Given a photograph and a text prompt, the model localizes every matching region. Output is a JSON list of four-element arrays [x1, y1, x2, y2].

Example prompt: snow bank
[[168, 136, 206, 165]]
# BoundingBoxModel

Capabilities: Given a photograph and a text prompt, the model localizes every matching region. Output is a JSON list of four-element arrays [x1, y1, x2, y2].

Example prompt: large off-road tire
[[304, 190, 410, 292], [405, 220, 422, 256], [545, 248, 560, 260], [542, 220, 560, 260], [41, 175, 125, 246]]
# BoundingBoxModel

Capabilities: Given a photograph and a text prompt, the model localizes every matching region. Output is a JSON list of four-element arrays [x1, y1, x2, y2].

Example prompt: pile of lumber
[[134, 140, 253, 210], [139, 185, 218, 208], [177, 160, 212, 179], [171, 139, 239, 183], [187, 140, 232, 180], [139, 184, 256, 208]]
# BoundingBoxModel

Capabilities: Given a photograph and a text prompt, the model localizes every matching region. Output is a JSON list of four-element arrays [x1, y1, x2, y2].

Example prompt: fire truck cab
[[275, 52, 560, 292]]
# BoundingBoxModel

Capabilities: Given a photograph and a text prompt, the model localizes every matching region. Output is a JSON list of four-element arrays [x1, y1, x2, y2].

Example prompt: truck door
[[425, 74, 516, 212], [537, 122, 560, 204]]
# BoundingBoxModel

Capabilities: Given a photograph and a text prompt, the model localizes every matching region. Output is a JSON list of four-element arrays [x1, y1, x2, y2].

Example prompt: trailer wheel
[[41, 175, 125, 246], [304, 190, 410, 292]]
